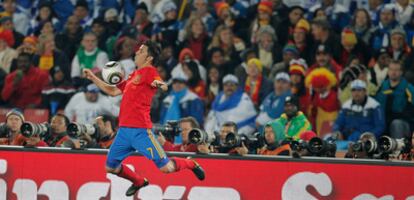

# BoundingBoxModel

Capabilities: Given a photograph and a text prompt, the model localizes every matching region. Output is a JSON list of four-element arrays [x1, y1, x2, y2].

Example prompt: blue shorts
[[106, 127, 170, 169]]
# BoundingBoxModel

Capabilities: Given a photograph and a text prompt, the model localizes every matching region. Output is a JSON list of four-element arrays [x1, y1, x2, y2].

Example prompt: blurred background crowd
[[0, 0, 413, 160]]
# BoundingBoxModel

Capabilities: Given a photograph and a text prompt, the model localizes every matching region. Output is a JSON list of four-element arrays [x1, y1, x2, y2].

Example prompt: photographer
[[157, 117, 199, 152], [0, 109, 47, 147], [45, 113, 71, 147], [77, 115, 117, 149], [258, 122, 291, 156], [199, 121, 249, 155]]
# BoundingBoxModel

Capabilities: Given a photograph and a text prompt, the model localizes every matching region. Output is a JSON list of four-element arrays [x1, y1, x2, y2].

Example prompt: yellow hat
[[295, 19, 310, 33], [247, 58, 263, 72], [341, 28, 357, 46]]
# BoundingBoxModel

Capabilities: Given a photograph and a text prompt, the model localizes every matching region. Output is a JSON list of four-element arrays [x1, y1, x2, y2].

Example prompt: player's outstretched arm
[[83, 69, 122, 97]]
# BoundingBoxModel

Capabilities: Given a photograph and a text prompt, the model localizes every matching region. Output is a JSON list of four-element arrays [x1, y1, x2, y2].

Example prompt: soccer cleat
[[187, 157, 205, 181], [125, 178, 149, 197]]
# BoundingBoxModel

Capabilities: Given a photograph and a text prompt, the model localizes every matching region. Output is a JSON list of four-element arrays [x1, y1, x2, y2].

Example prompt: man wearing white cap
[[205, 74, 257, 136], [256, 72, 292, 127], [333, 80, 385, 142], [64, 83, 119, 124]]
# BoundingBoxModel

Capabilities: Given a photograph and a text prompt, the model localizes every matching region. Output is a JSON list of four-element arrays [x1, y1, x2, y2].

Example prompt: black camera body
[[153, 120, 181, 142], [0, 123, 10, 138], [377, 136, 412, 159], [20, 122, 50, 138], [188, 128, 219, 146], [283, 137, 336, 157], [224, 132, 265, 150]]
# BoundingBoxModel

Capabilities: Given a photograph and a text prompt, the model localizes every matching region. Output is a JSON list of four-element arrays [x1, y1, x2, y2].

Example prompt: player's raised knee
[[159, 161, 175, 173]]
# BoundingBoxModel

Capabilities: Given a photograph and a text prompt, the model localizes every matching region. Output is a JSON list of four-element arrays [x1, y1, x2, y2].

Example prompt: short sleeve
[[145, 67, 162, 85], [116, 81, 127, 92]]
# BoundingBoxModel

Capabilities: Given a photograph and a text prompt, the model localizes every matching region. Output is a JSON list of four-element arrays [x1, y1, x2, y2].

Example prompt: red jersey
[[117, 66, 161, 128]]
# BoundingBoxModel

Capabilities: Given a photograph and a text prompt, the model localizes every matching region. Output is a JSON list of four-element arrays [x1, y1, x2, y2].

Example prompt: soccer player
[[83, 40, 205, 196]]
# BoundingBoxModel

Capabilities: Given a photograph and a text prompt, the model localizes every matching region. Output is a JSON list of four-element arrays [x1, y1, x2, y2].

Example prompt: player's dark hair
[[144, 40, 161, 66]]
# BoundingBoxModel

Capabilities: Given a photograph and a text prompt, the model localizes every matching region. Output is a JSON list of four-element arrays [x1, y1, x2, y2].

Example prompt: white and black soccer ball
[[102, 61, 125, 85]]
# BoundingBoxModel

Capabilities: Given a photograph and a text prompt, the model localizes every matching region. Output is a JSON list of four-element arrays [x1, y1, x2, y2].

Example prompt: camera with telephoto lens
[[20, 122, 50, 138], [351, 133, 378, 157], [67, 123, 99, 137], [0, 123, 10, 138], [153, 120, 181, 142], [378, 136, 411, 159], [188, 128, 220, 146], [224, 132, 265, 150], [306, 137, 337, 157]]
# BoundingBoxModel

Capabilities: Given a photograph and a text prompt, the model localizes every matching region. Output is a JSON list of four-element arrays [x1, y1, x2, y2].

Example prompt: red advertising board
[[0, 148, 413, 200]]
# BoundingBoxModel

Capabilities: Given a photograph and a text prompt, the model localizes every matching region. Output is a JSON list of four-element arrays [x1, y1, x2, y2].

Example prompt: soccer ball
[[102, 61, 125, 85]]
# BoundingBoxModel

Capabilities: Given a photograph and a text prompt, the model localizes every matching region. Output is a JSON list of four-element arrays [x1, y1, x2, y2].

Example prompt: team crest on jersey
[[131, 74, 142, 85]]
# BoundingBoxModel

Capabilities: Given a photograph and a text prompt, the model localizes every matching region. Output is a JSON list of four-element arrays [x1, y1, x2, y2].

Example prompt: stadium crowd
[[0, 0, 413, 159]]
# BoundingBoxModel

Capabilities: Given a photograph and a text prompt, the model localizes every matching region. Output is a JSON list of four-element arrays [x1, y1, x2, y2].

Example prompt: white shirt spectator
[[70, 48, 109, 78]]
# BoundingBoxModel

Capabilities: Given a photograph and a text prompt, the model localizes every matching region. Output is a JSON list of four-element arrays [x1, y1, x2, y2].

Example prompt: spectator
[[2, 53, 49, 108], [334, 80, 385, 142], [160, 73, 204, 125], [159, 41, 178, 74], [206, 47, 230, 75], [179, 16, 211, 65], [182, 60, 206, 99], [151, 65, 169, 123], [308, 44, 343, 84], [191, 0, 216, 36], [28, 1, 59, 36], [157, 117, 199, 152], [367, 0, 385, 21], [0, 16, 24, 49], [0, 29, 17, 74], [243, 58, 272, 107], [339, 64, 378, 104], [205, 66, 223, 112], [388, 27, 411, 63], [270, 44, 299, 79], [55, 16, 84, 60], [350, 8, 374, 46], [208, 25, 245, 67], [73, 0, 92, 28], [339, 27, 371, 66], [253, 25, 281, 72], [114, 36, 136, 78], [395, 0, 414, 26], [289, 58, 310, 113], [292, 18, 314, 64], [256, 72, 292, 128], [308, 0, 351, 32], [64, 83, 119, 124], [15, 35, 37, 56], [257, 122, 291, 156], [171, 48, 207, 82], [250, 1, 273, 44], [90, 18, 109, 53], [305, 68, 340, 137], [45, 113, 71, 147], [71, 32, 109, 88], [33, 33, 71, 80], [104, 8, 122, 37], [0, 108, 48, 146], [375, 60, 414, 138], [234, 48, 256, 84], [205, 75, 257, 136], [311, 19, 342, 62], [371, 4, 400, 51], [152, 1, 182, 47], [277, 6, 305, 46], [268, 95, 312, 141], [41, 66, 76, 115], [132, 2, 154, 38], [0, 0, 30, 35], [368, 47, 391, 86]]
